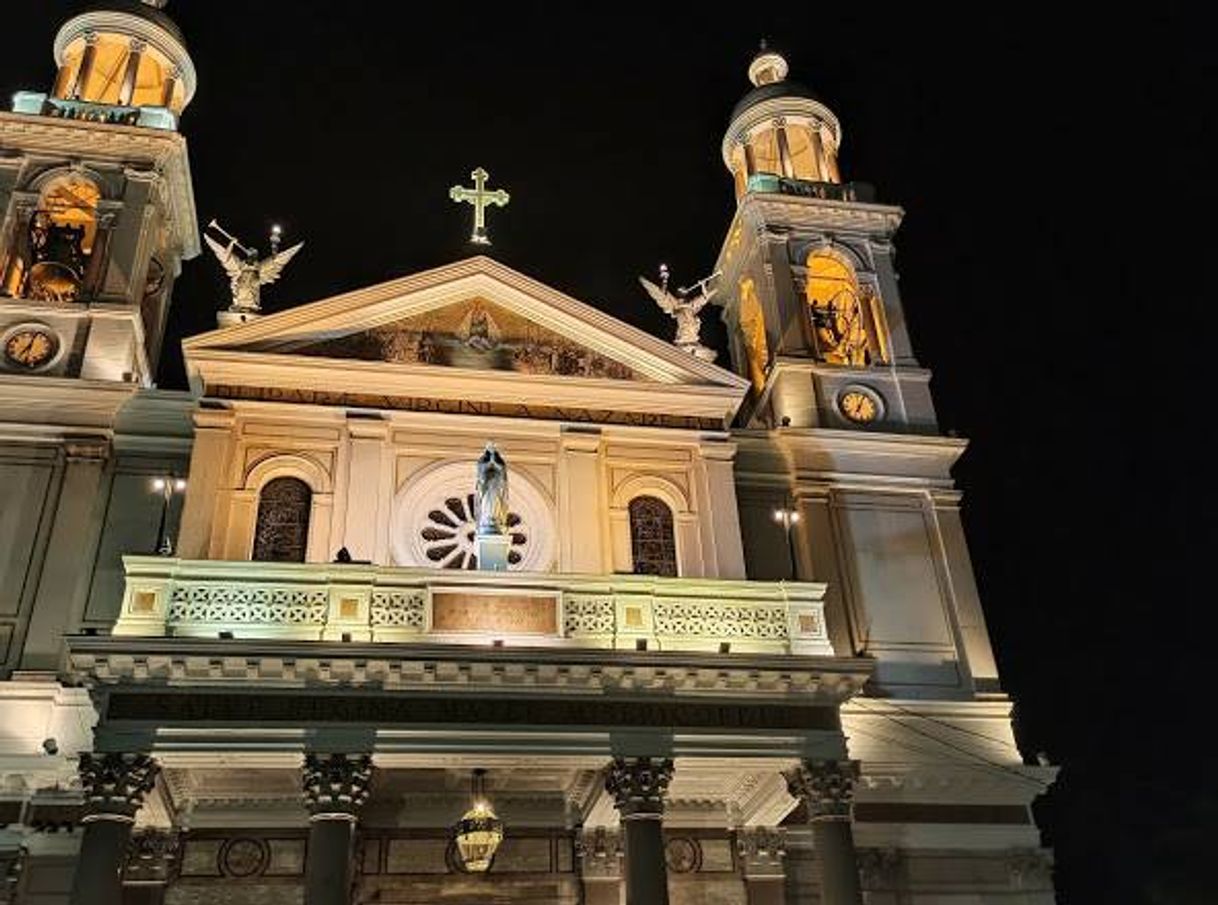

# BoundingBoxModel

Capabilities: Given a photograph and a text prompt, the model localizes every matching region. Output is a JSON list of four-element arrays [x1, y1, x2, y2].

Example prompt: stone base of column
[[474, 533, 511, 571]]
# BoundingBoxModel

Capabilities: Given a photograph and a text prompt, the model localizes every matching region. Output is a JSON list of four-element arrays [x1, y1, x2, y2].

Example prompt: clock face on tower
[[3, 326, 59, 371], [839, 388, 880, 424]]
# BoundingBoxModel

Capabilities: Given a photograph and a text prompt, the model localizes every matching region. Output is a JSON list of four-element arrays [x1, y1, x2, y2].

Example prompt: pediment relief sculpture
[[288, 299, 640, 381]]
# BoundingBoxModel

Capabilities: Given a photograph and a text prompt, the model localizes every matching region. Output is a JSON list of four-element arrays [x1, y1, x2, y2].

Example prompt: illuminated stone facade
[[0, 8, 1053, 905]]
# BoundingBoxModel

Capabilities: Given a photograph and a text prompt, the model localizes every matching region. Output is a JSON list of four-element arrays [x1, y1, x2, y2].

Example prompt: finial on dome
[[748, 44, 789, 87]]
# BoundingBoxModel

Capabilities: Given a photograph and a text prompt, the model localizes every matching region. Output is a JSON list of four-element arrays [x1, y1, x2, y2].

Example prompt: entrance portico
[[65, 560, 872, 905]]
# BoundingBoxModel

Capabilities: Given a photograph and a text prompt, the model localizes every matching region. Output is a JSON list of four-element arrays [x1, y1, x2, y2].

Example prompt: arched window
[[804, 250, 887, 366], [629, 496, 678, 578], [253, 477, 312, 563]]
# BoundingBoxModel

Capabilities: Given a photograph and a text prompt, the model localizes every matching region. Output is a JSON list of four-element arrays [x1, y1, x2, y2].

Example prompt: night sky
[[4, 3, 1207, 902]]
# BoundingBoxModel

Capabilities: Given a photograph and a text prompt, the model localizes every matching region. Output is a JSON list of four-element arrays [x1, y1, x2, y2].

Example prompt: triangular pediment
[[183, 257, 748, 428]]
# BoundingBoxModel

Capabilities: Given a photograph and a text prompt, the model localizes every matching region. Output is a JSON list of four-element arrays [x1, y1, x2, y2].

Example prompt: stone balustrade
[[111, 556, 834, 656]]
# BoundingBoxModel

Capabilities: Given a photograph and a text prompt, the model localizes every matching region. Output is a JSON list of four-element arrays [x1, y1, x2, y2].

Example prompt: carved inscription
[[431, 593, 558, 635]]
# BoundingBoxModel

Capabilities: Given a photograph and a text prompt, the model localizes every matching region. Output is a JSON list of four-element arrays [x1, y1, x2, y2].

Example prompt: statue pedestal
[[217, 308, 261, 328], [474, 533, 511, 572]]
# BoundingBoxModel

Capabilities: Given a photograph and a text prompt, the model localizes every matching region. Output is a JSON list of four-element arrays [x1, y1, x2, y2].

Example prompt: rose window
[[420, 492, 528, 570]]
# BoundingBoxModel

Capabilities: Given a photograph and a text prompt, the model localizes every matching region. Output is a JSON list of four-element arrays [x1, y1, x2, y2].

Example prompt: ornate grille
[[628, 496, 677, 577], [653, 600, 788, 639], [420, 492, 527, 570], [370, 590, 427, 628], [253, 477, 312, 563], [563, 595, 616, 635], [168, 584, 327, 624]]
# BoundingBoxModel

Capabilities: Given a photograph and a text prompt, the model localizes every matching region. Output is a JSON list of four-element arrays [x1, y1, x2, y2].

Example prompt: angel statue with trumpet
[[204, 220, 303, 323], [638, 264, 721, 362]]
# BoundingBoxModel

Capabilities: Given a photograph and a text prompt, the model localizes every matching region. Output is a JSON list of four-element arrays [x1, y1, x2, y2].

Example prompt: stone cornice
[[186, 350, 746, 427], [715, 195, 904, 280], [66, 635, 873, 702], [0, 376, 139, 435], [732, 427, 968, 486]]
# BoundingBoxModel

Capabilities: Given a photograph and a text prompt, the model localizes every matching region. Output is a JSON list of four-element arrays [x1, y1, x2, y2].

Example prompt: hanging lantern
[[453, 768, 504, 873]]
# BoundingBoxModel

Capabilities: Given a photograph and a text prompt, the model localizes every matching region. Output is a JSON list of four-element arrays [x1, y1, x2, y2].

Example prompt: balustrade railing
[[111, 556, 834, 656]]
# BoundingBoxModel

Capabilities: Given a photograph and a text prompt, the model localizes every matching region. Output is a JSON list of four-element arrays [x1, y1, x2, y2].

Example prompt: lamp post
[[151, 476, 187, 555], [773, 504, 801, 579]]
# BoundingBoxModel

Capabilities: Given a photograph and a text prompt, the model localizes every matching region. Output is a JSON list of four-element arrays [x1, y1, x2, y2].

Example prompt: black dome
[[730, 79, 821, 123]]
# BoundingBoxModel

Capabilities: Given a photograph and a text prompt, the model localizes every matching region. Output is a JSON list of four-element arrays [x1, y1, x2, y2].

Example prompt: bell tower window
[[628, 496, 678, 578], [253, 477, 312, 563], [805, 250, 888, 366], [18, 173, 102, 303]]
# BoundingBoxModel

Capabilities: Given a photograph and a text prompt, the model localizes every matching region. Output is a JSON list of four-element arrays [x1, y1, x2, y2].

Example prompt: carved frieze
[[292, 299, 637, 381]]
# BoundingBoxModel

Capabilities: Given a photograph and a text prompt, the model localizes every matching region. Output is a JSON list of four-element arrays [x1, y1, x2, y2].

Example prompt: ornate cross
[[449, 167, 510, 245]]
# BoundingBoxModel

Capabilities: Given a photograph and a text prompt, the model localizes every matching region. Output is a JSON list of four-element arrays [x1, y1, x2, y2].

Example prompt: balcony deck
[[111, 556, 835, 657]]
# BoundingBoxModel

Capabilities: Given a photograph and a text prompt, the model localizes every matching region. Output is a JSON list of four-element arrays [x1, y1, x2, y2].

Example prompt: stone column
[[302, 754, 372, 905], [784, 760, 863, 905], [807, 125, 826, 182], [774, 119, 795, 179], [69, 754, 160, 905], [160, 67, 181, 109], [70, 33, 100, 99], [83, 211, 115, 299], [604, 757, 673, 905], [118, 40, 147, 106]]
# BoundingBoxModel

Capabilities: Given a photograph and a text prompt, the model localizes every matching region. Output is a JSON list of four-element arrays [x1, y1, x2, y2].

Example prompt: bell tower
[[0, 0, 199, 384], [714, 47, 936, 433]]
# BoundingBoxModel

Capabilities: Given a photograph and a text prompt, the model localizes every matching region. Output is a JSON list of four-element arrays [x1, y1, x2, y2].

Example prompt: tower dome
[[44, 0, 196, 126], [721, 47, 843, 200]]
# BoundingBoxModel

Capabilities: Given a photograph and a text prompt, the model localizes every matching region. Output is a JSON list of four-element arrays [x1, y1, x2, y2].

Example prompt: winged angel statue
[[638, 264, 720, 361], [204, 220, 303, 315]]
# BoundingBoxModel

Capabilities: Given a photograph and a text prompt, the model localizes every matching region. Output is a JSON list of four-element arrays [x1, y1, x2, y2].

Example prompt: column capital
[[123, 829, 182, 883], [604, 756, 673, 820], [784, 759, 858, 821], [302, 753, 372, 820], [77, 753, 160, 822]]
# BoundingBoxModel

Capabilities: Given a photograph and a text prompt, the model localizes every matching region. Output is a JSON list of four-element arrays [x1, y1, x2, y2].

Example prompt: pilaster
[[175, 408, 234, 561], [340, 418, 389, 563], [558, 430, 606, 573], [694, 441, 746, 579], [20, 439, 111, 672]]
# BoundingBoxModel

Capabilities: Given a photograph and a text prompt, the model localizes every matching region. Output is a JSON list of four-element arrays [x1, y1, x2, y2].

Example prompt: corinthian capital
[[77, 753, 160, 821], [604, 757, 674, 820], [302, 754, 373, 818], [783, 759, 858, 821]]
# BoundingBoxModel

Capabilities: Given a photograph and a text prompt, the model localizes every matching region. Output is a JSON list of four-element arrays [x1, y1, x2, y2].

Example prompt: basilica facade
[[0, 3, 1054, 904]]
